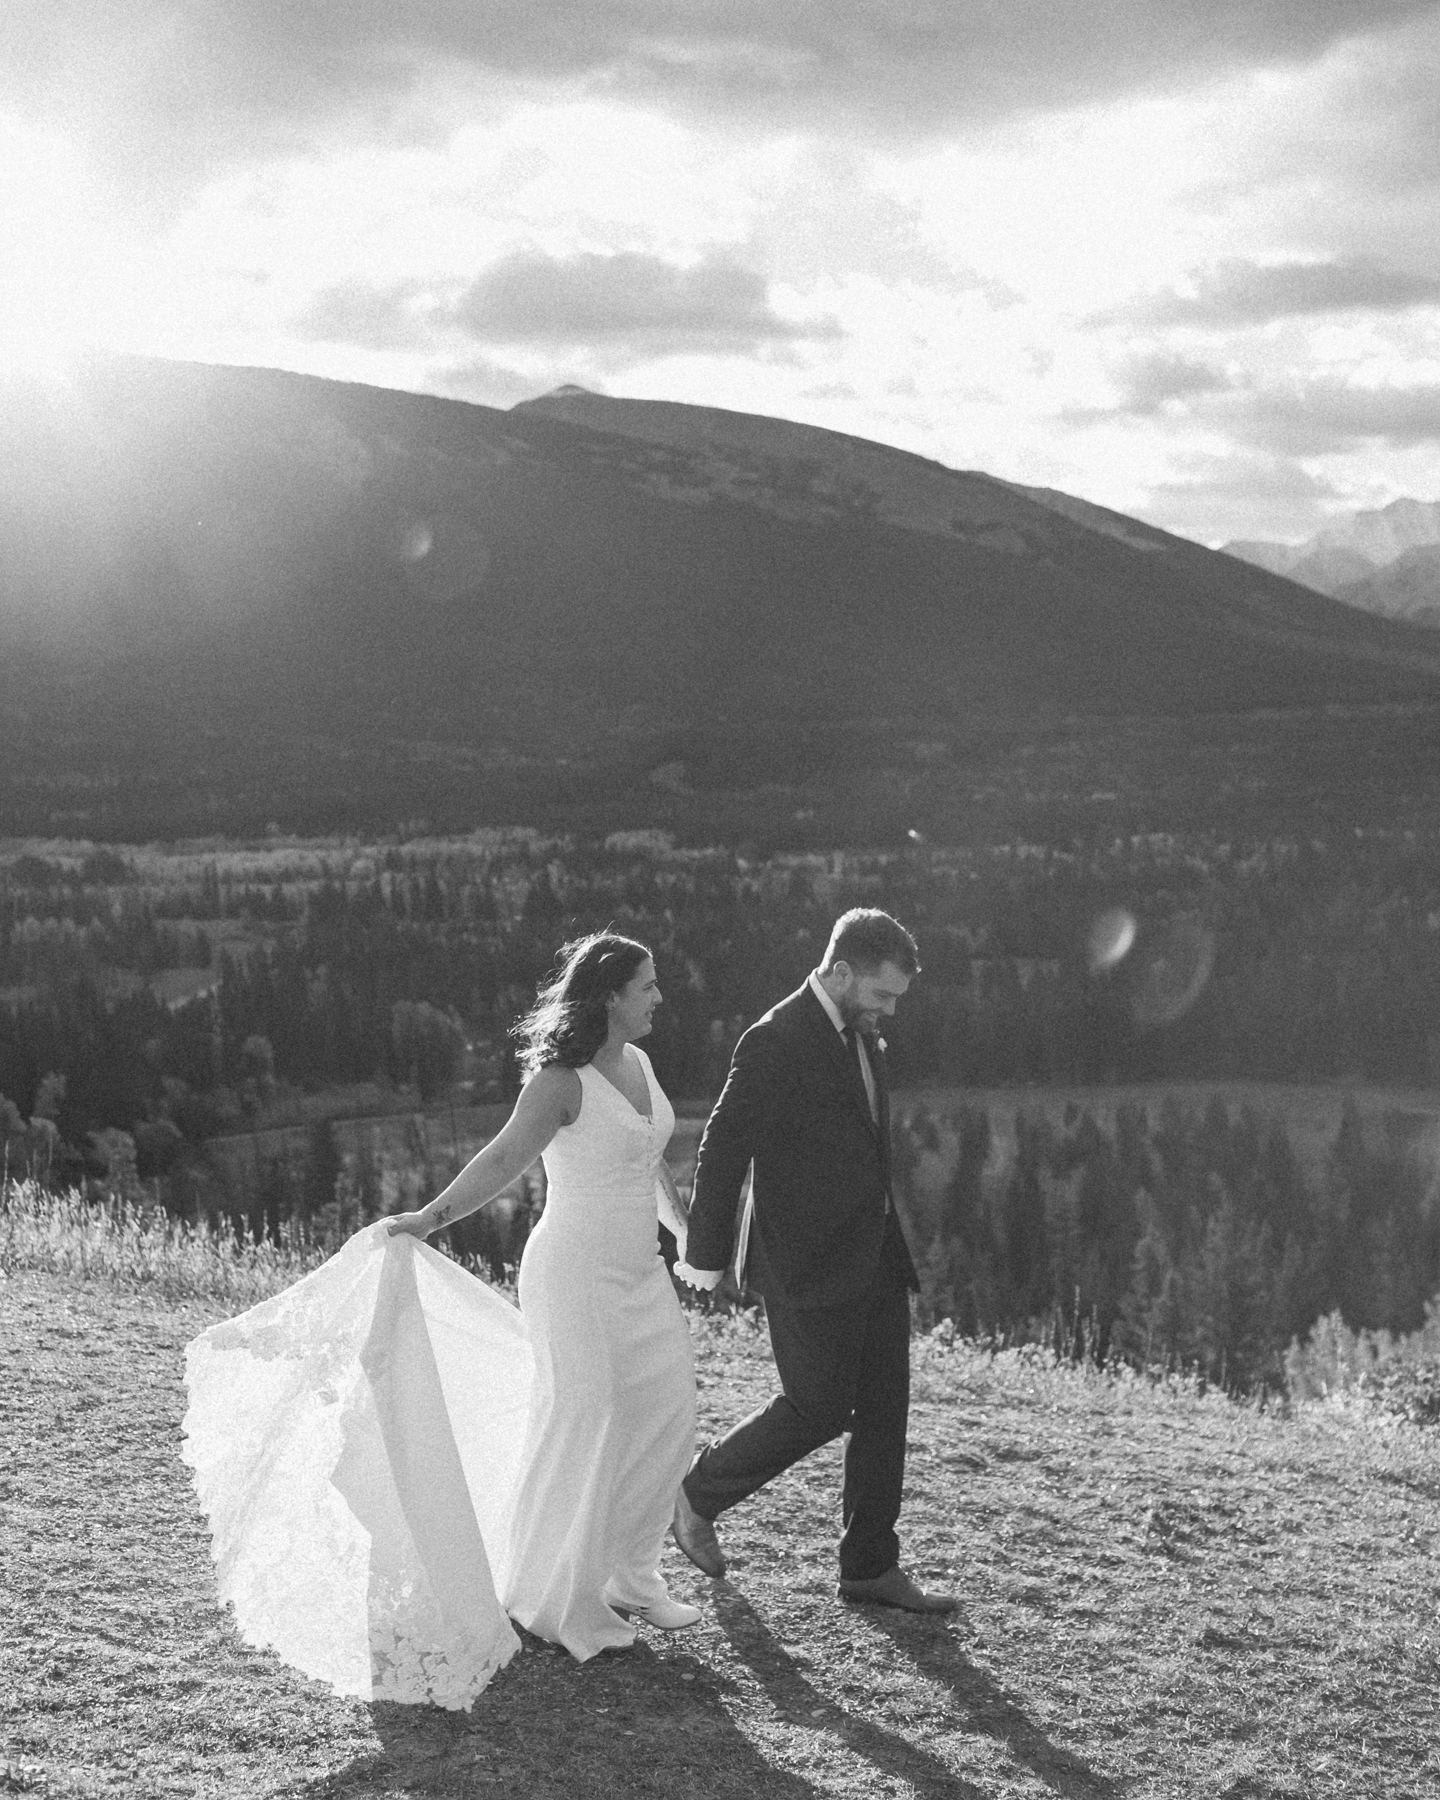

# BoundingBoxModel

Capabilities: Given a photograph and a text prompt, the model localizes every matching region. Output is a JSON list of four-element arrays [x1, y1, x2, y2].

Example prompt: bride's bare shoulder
[[522, 1062, 583, 1125]]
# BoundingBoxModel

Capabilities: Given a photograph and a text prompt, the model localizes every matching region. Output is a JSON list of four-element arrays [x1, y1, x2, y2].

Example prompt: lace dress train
[[181, 1225, 530, 1708], [181, 1046, 695, 1705]]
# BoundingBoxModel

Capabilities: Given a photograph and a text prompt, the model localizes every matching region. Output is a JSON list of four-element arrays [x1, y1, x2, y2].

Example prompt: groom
[[673, 908, 956, 1612]]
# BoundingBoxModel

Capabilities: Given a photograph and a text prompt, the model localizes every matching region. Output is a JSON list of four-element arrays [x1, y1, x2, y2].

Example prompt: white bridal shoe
[[615, 1597, 702, 1631]]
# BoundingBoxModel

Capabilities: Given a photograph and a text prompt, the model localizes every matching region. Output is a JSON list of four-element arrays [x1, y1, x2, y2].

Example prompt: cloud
[[293, 250, 838, 359], [1137, 452, 1342, 543], [1094, 257, 1440, 330], [1111, 352, 1234, 415], [292, 279, 438, 351], [428, 357, 548, 410], [3, 1, 1431, 207], [1055, 353, 1234, 428], [1227, 9, 1440, 200], [1238, 377, 1440, 454], [746, 149, 966, 289], [455, 250, 837, 350], [1068, 361, 1440, 456]]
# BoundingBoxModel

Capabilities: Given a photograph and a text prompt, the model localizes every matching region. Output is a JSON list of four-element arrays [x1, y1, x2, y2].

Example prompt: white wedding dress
[[181, 1046, 695, 1708]]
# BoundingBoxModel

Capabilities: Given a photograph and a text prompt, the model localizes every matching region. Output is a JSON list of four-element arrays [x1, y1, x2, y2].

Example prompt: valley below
[[5, 358, 1440, 1397]]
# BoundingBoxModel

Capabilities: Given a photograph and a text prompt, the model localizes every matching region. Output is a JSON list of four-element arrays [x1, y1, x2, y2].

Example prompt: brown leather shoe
[[671, 1486, 726, 1579], [837, 1567, 958, 1613]]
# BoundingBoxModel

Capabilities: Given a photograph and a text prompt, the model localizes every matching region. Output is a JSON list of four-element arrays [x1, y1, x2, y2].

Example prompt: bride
[[181, 932, 700, 1709]]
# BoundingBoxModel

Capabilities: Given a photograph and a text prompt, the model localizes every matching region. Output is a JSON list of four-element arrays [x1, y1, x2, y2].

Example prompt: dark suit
[[683, 980, 919, 1580]]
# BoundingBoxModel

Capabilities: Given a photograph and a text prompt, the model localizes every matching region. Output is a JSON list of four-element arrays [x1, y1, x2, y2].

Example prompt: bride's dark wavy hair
[[512, 931, 653, 1077]]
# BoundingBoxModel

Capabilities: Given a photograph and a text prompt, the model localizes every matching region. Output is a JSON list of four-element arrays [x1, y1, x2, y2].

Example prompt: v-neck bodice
[[589, 1048, 654, 1122], [536, 1049, 675, 1261]]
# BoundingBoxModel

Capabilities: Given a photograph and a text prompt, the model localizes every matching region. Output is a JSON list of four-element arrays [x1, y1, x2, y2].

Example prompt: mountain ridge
[[1336, 542, 1440, 627], [1222, 496, 1440, 623], [3, 356, 1440, 836]]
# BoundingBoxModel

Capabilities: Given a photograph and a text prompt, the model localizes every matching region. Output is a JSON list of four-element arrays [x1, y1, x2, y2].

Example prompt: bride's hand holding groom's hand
[[674, 1261, 723, 1291]]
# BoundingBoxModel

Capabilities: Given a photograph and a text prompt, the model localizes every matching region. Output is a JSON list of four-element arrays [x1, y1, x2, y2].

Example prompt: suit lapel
[[864, 1031, 888, 1113], [801, 987, 881, 1136], [791, 986, 892, 1215], [850, 1039, 878, 1134], [867, 1033, 891, 1183], [799, 986, 867, 1123]]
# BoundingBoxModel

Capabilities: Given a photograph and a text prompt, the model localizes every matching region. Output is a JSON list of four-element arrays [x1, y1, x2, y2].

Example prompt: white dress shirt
[[808, 969, 878, 1124]]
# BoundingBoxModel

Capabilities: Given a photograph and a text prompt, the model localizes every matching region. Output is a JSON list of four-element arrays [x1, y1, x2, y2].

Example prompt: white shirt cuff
[[673, 1262, 724, 1291]]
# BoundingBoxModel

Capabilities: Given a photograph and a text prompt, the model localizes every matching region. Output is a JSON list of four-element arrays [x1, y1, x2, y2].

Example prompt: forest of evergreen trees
[[3, 821, 1440, 1384], [6, 822, 1440, 1129], [891, 1091, 1440, 1392]]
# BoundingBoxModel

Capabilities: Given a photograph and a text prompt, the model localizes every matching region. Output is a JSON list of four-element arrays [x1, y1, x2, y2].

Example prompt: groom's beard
[[837, 995, 878, 1032]]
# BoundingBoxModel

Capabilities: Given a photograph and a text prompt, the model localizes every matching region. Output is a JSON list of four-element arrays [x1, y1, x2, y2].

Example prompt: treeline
[[895, 1094, 1440, 1391], [5, 821, 1440, 1197]]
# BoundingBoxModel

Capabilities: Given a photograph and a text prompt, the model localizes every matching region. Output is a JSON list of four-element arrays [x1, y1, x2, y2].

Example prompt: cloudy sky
[[4, 1, 1439, 544]]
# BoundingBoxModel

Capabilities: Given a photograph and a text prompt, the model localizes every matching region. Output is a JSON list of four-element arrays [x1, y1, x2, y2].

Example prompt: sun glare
[[1, 317, 84, 388], [0, 118, 132, 382]]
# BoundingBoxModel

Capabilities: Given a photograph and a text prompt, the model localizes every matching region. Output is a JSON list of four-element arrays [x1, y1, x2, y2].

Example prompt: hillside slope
[[3, 357, 1440, 834]]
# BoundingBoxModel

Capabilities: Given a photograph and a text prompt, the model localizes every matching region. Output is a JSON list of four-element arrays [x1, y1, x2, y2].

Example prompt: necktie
[[845, 1024, 890, 1216], [844, 1023, 879, 1125]]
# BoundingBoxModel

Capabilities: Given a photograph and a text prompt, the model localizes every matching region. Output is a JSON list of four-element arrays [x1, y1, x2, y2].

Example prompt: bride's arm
[[655, 1158, 690, 1251], [658, 1157, 723, 1291], [386, 1065, 580, 1238]]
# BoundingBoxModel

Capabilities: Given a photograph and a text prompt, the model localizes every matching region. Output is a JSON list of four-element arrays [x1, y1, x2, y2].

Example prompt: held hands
[[666, 1202, 722, 1290], [673, 1261, 724, 1291]]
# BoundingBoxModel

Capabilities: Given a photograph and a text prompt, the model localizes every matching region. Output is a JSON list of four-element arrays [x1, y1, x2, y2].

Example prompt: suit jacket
[[687, 982, 919, 1309]]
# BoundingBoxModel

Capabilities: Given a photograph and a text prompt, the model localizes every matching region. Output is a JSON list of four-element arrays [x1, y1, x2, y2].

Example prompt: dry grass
[[0, 1182, 328, 1309], [2, 1235, 1438, 1798]]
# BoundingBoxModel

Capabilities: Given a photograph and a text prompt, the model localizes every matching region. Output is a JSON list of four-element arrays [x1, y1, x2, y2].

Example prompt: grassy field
[[3, 1238, 1438, 1798]]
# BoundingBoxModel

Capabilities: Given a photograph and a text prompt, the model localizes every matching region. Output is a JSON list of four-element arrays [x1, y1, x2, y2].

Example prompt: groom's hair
[[820, 909, 920, 977]]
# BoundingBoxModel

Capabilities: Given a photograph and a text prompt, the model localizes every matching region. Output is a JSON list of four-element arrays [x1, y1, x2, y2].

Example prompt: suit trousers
[[683, 1218, 912, 1581]]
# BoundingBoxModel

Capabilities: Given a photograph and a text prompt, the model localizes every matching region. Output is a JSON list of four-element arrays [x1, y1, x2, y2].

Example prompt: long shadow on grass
[[864, 1608, 1124, 1799], [296, 1627, 826, 1799], [710, 1586, 988, 1799]]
